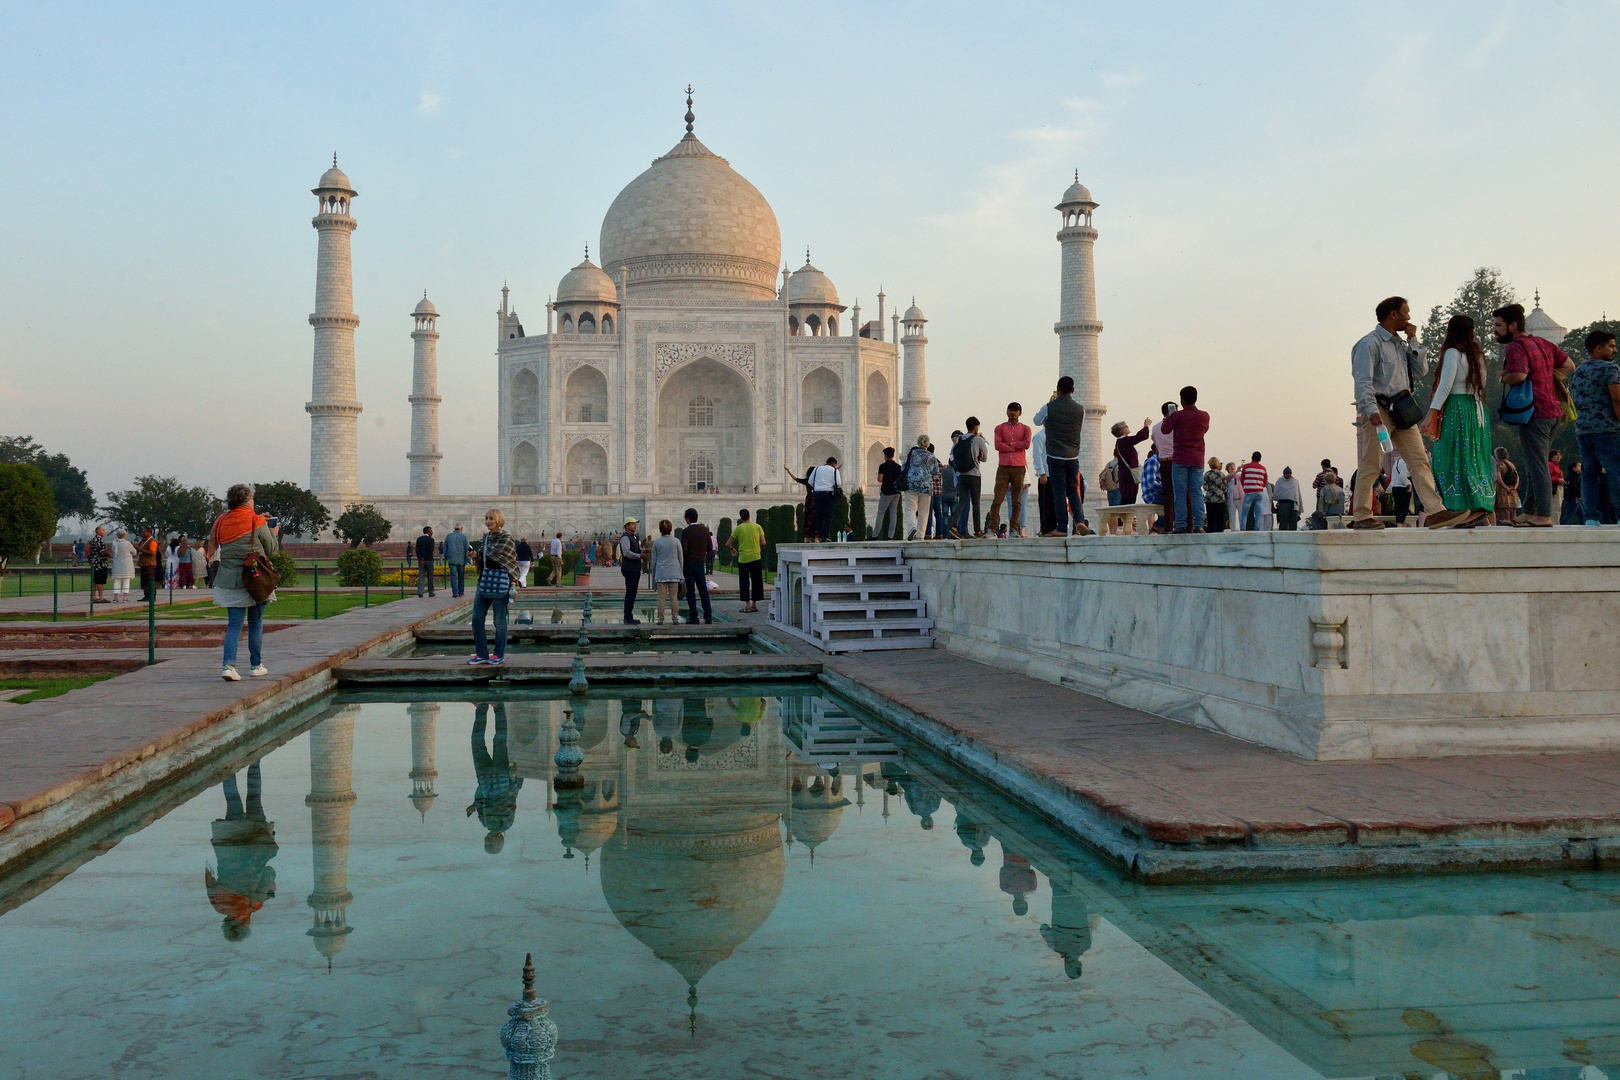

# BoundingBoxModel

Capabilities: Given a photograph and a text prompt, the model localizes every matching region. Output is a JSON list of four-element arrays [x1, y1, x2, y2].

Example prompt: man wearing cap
[[618, 517, 643, 624]]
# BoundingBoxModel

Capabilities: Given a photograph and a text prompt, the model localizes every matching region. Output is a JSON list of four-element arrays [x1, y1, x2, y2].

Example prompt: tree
[[0, 436, 94, 520], [716, 517, 733, 567], [334, 503, 393, 548], [0, 464, 57, 574], [102, 475, 223, 539], [252, 480, 331, 539], [1560, 320, 1620, 364], [848, 490, 868, 541], [831, 493, 850, 539]]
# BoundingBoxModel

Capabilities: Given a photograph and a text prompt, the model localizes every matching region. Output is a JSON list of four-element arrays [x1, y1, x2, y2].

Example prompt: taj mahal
[[304, 92, 1106, 536]]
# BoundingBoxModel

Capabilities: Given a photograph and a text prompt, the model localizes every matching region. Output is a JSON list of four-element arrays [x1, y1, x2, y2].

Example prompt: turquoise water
[[1, 688, 1618, 1079]]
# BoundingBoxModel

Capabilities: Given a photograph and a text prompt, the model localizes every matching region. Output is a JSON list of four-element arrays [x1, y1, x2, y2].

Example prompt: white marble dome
[[598, 131, 781, 300], [787, 259, 839, 306], [413, 293, 437, 316], [317, 163, 355, 194], [556, 255, 617, 305], [1058, 174, 1094, 207]]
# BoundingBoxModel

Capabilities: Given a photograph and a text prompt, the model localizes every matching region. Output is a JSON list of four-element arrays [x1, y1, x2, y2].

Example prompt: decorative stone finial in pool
[[499, 952, 558, 1079], [581, 591, 593, 624], [568, 655, 588, 694], [554, 707, 584, 789], [576, 627, 590, 654]]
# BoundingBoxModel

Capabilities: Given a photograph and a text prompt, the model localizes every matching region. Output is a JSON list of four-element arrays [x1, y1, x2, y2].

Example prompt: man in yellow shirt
[[726, 509, 767, 613]]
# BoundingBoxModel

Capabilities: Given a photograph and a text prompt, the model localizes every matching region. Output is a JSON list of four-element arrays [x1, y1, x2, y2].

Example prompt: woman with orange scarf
[[205, 483, 280, 682]]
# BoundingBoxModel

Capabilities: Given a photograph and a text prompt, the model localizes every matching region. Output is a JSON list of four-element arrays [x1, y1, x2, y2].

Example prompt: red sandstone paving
[[748, 614, 1620, 844]]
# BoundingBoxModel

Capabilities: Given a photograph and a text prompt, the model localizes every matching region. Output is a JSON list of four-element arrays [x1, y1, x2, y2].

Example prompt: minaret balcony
[[309, 313, 361, 329]]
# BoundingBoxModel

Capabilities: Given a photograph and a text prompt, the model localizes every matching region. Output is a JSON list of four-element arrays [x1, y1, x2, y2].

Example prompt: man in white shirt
[[807, 456, 841, 541], [548, 532, 564, 586], [1150, 401, 1177, 533]]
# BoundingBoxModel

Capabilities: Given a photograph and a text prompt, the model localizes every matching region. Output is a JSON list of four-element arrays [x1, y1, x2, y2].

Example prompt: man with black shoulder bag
[[1349, 296, 1467, 530]]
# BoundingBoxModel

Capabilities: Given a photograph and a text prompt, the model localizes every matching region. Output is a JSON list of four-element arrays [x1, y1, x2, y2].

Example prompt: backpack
[[1099, 459, 1120, 492], [1499, 379, 1534, 426], [903, 448, 931, 491], [951, 435, 977, 474]]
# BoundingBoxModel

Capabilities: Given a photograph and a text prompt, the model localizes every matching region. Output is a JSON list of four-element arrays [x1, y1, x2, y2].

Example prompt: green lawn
[[150, 591, 404, 620], [0, 674, 117, 703]]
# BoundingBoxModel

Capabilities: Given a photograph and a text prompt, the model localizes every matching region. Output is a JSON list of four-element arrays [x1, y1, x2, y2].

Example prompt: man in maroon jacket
[[1158, 386, 1211, 533]]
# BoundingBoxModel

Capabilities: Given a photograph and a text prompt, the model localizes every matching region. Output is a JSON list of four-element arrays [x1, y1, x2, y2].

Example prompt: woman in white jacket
[[110, 530, 136, 601]]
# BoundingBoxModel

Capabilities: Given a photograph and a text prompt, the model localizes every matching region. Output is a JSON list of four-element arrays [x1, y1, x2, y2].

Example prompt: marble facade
[[891, 530, 1620, 760]]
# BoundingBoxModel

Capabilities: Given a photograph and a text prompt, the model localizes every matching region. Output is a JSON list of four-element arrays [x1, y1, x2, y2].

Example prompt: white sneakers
[[221, 666, 241, 682], [250, 665, 269, 677]]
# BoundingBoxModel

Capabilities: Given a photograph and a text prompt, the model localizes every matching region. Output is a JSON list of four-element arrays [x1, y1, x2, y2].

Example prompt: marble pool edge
[[813, 668, 1620, 883]]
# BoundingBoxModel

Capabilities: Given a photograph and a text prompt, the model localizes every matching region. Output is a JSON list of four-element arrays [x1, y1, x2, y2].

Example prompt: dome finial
[[805, 246, 811, 264], [584, 243, 589, 261], [334, 152, 338, 168], [1075, 168, 1079, 182], [684, 85, 695, 134], [1535, 288, 1541, 307]]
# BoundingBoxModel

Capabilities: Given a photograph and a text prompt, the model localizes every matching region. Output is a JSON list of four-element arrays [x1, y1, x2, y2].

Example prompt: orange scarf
[[212, 507, 265, 546]]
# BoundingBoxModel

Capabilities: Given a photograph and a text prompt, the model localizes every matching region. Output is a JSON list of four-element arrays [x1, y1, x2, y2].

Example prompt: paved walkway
[[745, 611, 1620, 879], [0, 594, 466, 857]]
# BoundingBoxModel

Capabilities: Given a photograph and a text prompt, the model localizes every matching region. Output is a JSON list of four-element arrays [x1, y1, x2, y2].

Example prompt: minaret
[[875, 289, 886, 341], [407, 701, 440, 819], [407, 294, 442, 495], [306, 156, 363, 499], [900, 300, 930, 449], [306, 704, 358, 968], [1055, 172, 1107, 504]]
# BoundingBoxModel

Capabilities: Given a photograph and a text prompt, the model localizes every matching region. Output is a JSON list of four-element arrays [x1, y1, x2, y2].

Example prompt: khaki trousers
[[985, 465, 1026, 533], [655, 581, 679, 623], [1353, 409, 1442, 520]]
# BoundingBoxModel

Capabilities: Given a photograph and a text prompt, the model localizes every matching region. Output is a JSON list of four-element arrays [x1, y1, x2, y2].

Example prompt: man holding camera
[[1350, 296, 1465, 530]]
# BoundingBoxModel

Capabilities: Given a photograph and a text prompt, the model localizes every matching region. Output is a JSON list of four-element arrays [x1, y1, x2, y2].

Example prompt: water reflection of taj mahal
[[297, 694, 1092, 1020]]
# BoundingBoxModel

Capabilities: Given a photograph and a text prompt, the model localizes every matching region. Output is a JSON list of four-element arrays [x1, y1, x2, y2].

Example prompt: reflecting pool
[[1, 687, 1618, 1079]]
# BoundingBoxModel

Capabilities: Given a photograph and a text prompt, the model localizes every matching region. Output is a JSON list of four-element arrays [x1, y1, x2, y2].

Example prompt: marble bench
[[1099, 504, 1162, 535]]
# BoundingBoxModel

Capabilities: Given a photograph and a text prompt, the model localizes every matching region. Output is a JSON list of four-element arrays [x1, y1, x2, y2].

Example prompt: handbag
[[476, 537, 511, 599], [1376, 390, 1425, 431], [1499, 379, 1535, 425], [240, 530, 279, 604]]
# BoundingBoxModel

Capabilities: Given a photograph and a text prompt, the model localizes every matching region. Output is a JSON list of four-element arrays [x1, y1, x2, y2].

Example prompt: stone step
[[334, 652, 821, 685], [772, 619, 935, 653], [813, 599, 930, 620], [801, 567, 913, 586], [806, 582, 921, 603]]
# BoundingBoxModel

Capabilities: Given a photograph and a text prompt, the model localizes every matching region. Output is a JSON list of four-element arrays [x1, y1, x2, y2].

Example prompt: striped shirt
[[1238, 462, 1268, 493]]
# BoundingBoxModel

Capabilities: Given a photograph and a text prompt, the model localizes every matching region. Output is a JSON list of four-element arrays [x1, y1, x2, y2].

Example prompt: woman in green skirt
[[1421, 315, 1495, 524]]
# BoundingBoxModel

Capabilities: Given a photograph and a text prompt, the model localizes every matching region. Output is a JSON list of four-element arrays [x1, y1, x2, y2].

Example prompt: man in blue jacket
[[442, 524, 470, 597]]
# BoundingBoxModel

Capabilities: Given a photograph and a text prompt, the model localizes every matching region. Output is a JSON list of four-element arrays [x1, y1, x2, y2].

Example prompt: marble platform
[[864, 530, 1620, 760]]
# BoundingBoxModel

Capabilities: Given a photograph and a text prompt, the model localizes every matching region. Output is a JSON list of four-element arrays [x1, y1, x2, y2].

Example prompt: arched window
[[788, 315, 799, 335], [565, 365, 607, 424], [578, 312, 596, 333], [688, 452, 716, 492], [559, 313, 573, 333], [688, 395, 715, 427], [511, 369, 540, 425], [601, 313, 614, 334], [801, 367, 842, 425], [866, 371, 891, 427], [828, 316, 838, 336], [806, 314, 822, 337], [511, 441, 540, 495]]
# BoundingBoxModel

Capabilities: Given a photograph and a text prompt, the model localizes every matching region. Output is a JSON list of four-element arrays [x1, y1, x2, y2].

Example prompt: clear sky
[[3, 2, 1617, 503]]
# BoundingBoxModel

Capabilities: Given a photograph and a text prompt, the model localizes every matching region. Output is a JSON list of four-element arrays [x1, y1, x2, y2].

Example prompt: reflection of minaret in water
[[307, 705, 359, 969], [407, 702, 439, 819]]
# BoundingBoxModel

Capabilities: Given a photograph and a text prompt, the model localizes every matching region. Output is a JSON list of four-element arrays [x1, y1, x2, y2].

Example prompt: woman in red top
[[1110, 419, 1151, 505]]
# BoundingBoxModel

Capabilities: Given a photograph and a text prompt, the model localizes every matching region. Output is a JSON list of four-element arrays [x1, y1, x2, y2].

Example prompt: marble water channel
[[1, 685, 1618, 1078]]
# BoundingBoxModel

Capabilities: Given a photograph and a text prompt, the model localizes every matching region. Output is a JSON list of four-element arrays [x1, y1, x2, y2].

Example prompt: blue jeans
[[952, 475, 982, 535], [472, 592, 509, 659], [1578, 432, 1620, 524], [223, 602, 265, 668], [1171, 464, 1206, 530], [1108, 489, 1123, 506], [684, 559, 712, 623], [931, 496, 955, 538], [448, 563, 465, 596], [1241, 491, 1265, 530], [1048, 457, 1083, 533]]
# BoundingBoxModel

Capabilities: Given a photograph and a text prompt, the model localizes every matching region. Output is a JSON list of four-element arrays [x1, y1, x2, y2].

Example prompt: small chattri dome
[[788, 258, 839, 307], [316, 155, 355, 194], [1525, 292, 1566, 342], [557, 253, 618, 305], [903, 299, 926, 323], [1057, 171, 1095, 208], [413, 293, 437, 316]]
